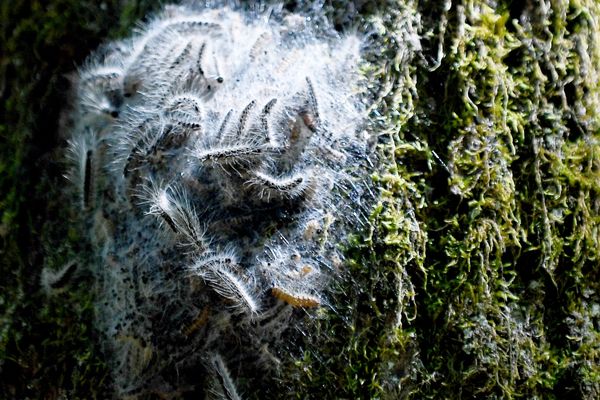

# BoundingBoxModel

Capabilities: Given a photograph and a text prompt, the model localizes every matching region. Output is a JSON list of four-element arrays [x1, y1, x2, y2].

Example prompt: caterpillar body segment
[[65, 130, 99, 211], [195, 260, 260, 316], [79, 66, 123, 89], [246, 169, 315, 201], [303, 76, 320, 131], [236, 100, 257, 138], [141, 181, 207, 251], [259, 98, 278, 141], [182, 307, 210, 337], [209, 353, 242, 400], [168, 40, 193, 71], [191, 252, 239, 272], [162, 93, 203, 129], [193, 143, 266, 166], [271, 287, 321, 308], [196, 41, 207, 75], [216, 109, 234, 138]]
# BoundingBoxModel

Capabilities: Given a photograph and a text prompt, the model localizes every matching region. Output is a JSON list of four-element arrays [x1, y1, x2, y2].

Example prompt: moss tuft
[[286, 0, 599, 399]]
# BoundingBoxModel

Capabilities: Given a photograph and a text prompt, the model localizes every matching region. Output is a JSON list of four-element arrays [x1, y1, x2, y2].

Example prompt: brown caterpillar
[[183, 307, 210, 337], [271, 287, 320, 308]]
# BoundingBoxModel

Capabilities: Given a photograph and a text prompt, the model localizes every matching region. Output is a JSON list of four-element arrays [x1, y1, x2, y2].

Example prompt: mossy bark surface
[[1, 1, 598, 399]]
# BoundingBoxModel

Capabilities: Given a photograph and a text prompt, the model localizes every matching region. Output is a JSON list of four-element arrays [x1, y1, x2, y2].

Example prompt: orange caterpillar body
[[183, 307, 210, 337], [271, 287, 320, 308]]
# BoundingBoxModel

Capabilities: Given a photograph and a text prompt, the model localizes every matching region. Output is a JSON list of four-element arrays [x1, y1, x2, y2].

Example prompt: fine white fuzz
[[162, 93, 203, 129], [79, 66, 123, 89], [41, 260, 79, 294], [246, 168, 315, 201], [192, 142, 267, 168], [64, 3, 371, 397], [76, 63, 124, 122], [141, 180, 207, 251], [192, 253, 260, 316], [209, 353, 242, 400]]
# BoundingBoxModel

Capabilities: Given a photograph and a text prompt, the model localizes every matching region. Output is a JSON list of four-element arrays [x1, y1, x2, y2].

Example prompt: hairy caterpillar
[[209, 353, 242, 400], [271, 287, 321, 308], [63, 2, 370, 397]]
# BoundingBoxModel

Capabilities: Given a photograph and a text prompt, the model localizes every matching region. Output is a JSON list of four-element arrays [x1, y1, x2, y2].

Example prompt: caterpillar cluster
[[60, 3, 370, 398]]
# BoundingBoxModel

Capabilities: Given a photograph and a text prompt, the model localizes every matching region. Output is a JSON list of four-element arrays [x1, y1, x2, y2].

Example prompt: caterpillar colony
[[58, 2, 372, 398]]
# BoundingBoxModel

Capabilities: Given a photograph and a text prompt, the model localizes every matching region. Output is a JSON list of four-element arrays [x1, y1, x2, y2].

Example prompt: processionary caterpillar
[[271, 287, 320, 308]]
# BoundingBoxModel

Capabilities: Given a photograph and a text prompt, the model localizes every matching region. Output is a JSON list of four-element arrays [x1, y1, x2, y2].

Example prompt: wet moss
[[288, 0, 599, 399]]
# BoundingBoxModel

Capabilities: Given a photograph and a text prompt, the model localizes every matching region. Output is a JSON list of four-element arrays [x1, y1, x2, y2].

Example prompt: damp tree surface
[[0, 1, 599, 399]]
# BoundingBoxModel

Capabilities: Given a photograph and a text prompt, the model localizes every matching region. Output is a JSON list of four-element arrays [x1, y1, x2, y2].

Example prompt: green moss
[[285, 0, 599, 399]]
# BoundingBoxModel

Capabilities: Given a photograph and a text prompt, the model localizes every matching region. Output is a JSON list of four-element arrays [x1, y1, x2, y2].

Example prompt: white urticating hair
[[61, 2, 372, 397]]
